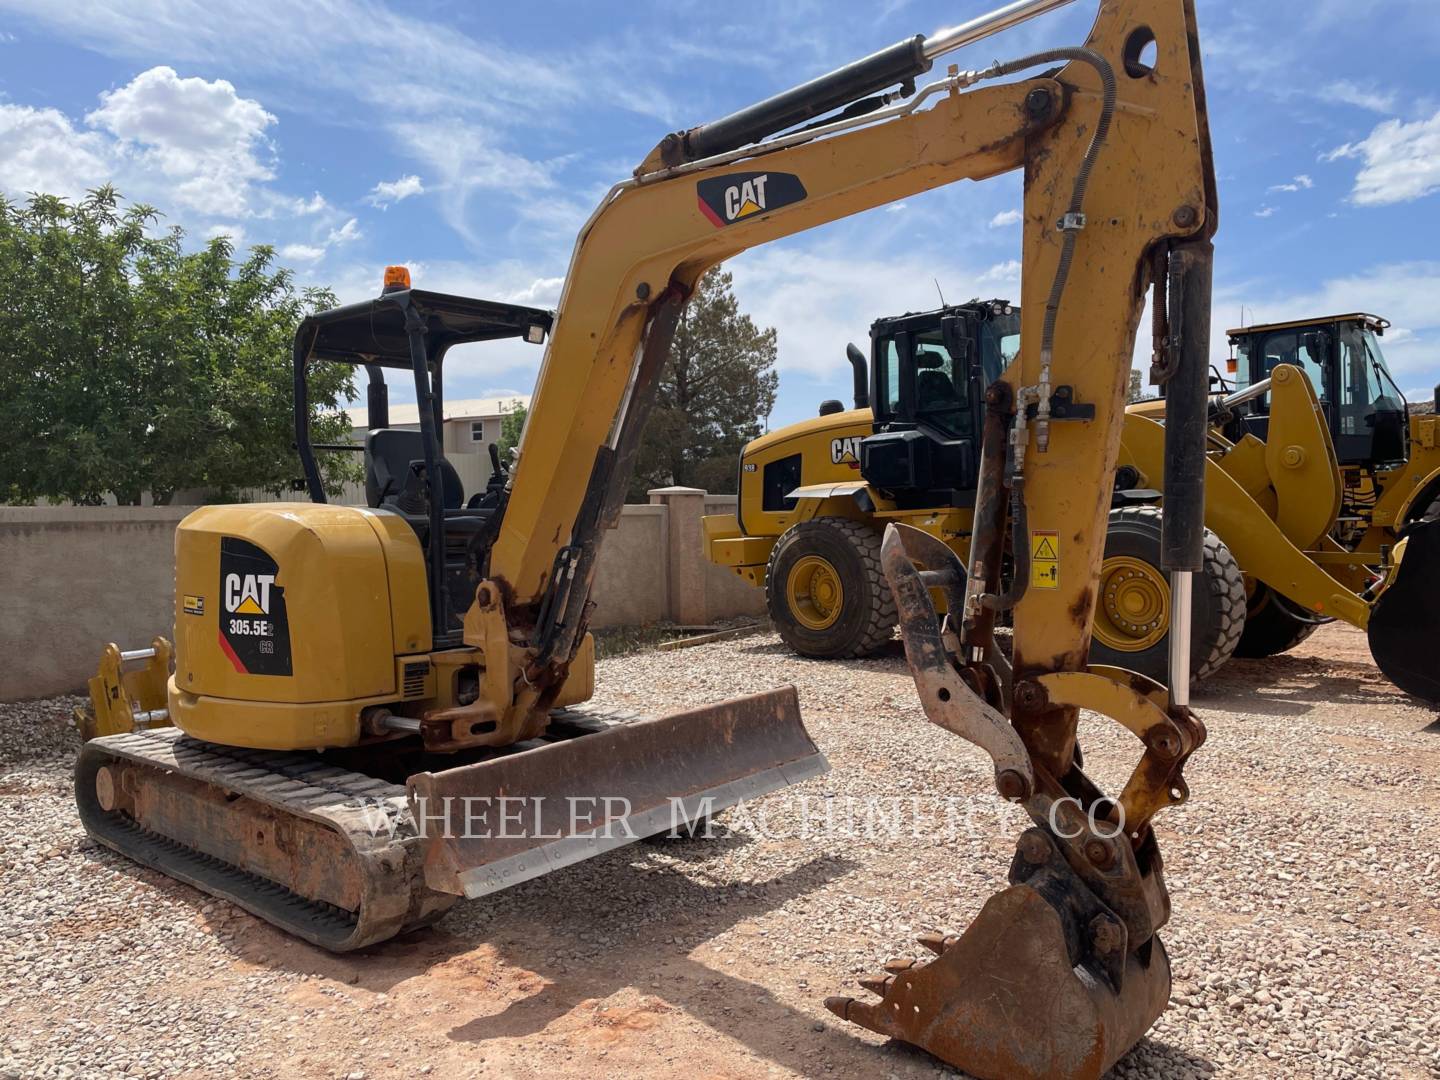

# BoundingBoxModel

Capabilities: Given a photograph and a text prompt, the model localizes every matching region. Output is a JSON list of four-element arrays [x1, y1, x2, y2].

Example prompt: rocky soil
[[2, 621, 1437, 1079]]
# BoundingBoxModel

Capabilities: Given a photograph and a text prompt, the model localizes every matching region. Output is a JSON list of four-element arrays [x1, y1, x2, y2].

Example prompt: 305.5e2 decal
[[217, 537, 292, 676]]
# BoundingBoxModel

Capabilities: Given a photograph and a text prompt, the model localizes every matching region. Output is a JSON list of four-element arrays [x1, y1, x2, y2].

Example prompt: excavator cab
[[292, 275, 553, 641], [1228, 313, 1410, 468], [857, 300, 1020, 507]]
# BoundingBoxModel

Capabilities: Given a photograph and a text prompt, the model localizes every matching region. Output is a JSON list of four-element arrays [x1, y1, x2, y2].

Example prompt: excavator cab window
[[860, 303, 1016, 507], [1233, 316, 1408, 466], [1337, 323, 1408, 464]]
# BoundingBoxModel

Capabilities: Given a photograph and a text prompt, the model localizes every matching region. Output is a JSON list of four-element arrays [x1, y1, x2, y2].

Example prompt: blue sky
[[1, 0, 1437, 428]]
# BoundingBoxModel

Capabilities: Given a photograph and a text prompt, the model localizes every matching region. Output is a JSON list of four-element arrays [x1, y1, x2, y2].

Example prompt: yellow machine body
[[167, 503, 593, 750], [708, 359, 1432, 677], [707, 407, 973, 588]]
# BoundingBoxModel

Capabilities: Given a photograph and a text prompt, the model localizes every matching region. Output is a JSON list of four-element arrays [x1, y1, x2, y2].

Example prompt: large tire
[[1234, 581, 1321, 658], [1089, 507, 1246, 684], [766, 517, 896, 659]]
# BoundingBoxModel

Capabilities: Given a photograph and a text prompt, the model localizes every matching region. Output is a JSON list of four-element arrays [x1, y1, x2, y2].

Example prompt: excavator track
[[76, 698, 823, 953], [76, 726, 456, 952]]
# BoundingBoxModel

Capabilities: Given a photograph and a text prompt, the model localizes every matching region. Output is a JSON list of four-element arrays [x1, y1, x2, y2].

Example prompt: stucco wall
[[590, 504, 670, 628], [0, 507, 189, 702], [1, 492, 761, 701]]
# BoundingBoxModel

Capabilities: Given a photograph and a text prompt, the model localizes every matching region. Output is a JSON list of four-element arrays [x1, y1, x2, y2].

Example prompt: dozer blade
[[408, 686, 827, 898], [1368, 518, 1440, 703]]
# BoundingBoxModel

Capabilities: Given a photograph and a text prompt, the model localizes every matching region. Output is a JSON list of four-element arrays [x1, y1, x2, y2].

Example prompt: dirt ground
[[3, 622, 1438, 1079]]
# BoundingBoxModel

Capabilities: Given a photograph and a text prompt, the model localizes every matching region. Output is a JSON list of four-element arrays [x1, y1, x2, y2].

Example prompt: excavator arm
[[453, 1, 1218, 1075], [480, 0, 1213, 708]]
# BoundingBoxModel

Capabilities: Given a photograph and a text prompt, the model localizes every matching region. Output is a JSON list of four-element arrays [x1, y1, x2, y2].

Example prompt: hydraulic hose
[[973, 47, 1117, 611], [986, 48, 1117, 453]]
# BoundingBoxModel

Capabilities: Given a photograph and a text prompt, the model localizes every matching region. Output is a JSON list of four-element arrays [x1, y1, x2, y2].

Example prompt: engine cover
[[168, 503, 431, 748]]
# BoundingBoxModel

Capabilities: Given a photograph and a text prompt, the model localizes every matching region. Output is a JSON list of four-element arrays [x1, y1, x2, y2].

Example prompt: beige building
[[341, 395, 530, 504], [346, 394, 528, 453]]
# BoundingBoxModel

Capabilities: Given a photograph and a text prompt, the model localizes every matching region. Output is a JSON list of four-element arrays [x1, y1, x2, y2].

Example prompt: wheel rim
[[786, 555, 845, 631], [1094, 555, 1170, 652]]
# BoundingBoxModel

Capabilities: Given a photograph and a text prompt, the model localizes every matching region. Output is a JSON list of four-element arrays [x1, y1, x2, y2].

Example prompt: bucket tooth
[[408, 687, 827, 898], [857, 973, 894, 995], [915, 931, 956, 955], [1368, 518, 1440, 702]]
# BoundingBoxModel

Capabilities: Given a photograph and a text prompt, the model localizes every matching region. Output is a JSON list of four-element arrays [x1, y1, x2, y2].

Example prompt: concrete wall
[[0, 490, 763, 701], [0, 507, 189, 702]]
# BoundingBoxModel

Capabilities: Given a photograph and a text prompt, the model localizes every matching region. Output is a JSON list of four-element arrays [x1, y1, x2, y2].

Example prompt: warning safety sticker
[[1030, 531, 1059, 590]]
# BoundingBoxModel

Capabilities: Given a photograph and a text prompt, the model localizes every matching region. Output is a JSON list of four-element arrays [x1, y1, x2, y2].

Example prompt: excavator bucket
[[1368, 517, 1440, 703], [827, 831, 1172, 1080], [407, 686, 827, 897]]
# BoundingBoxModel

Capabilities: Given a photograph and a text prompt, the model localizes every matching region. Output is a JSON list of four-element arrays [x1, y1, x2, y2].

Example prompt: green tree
[[496, 399, 527, 458], [628, 269, 778, 499], [0, 188, 357, 505], [1128, 369, 1144, 402]]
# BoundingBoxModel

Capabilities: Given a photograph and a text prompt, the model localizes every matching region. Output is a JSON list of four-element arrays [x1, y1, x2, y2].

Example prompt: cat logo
[[225, 572, 275, 615], [831, 435, 863, 467], [697, 171, 808, 228], [218, 537, 292, 676]]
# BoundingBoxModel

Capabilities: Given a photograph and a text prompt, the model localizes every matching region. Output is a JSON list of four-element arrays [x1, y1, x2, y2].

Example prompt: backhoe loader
[[707, 305, 1440, 700], [76, 0, 1310, 1074]]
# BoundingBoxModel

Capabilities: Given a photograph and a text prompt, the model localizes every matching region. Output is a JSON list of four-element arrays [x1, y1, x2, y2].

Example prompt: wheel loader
[[707, 302, 1440, 700], [73, 0, 1298, 1074]]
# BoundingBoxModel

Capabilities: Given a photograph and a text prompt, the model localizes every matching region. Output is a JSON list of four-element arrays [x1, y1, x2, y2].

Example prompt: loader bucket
[[1368, 517, 1440, 703], [407, 686, 827, 897]]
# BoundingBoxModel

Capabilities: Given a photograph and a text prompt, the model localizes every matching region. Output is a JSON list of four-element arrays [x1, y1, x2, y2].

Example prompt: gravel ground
[[2, 622, 1438, 1079]]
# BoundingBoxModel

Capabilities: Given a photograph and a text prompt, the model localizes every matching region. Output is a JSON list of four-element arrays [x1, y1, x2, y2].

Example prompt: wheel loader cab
[[1228, 313, 1409, 468], [293, 279, 553, 644], [861, 300, 1018, 507]]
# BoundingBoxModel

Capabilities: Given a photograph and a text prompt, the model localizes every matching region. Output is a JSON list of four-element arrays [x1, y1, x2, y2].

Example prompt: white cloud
[[326, 217, 361, 246], [290, 192, 328, 215], [1268, 174, 1314, 193], [1254, 206, 1275, 218], [726, 243, 996, 382], [503, 276, 565, 308], [394, 122, 559, 240], [988, 209, 1022, 228], [977, 259, 1021, 284], [1326, 109, 1440, 205], [1319, 80, 1399, 115], [0, 66, 336, 231], [0, 103, 109, 199], [87, 66, 276, 217], [366, 174, 424, 207], [204, 223, 245, 245], [0, 0, 672, 244], [280, 243, 324, 262]]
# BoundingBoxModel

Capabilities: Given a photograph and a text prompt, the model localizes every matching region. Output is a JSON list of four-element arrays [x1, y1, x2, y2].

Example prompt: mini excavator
[[78, 0, 1263, 1074]]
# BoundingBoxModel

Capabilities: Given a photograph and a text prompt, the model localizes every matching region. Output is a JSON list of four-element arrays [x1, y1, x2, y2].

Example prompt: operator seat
[[364, 428, 464, 510], [916, 368, 960, 411]]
